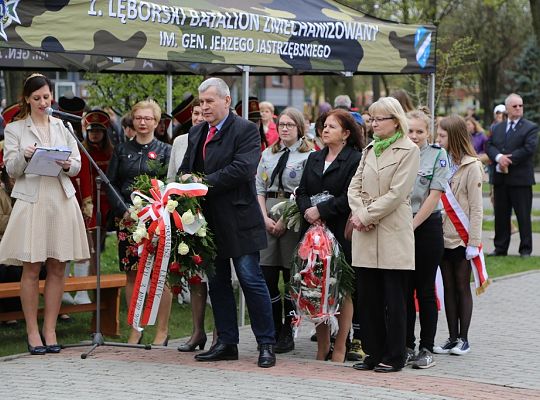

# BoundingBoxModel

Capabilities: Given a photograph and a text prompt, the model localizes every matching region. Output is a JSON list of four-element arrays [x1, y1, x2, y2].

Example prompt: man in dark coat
[[486, 93, 539, 257], [178, 77, 276, 368]]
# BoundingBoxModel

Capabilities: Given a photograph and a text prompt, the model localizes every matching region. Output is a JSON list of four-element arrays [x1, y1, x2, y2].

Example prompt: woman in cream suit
[[0, 73, 89, 354], [347, 97, 420, 373]]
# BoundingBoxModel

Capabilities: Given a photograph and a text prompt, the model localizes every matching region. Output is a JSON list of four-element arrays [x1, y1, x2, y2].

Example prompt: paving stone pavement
[[1, 271, 539, 400]]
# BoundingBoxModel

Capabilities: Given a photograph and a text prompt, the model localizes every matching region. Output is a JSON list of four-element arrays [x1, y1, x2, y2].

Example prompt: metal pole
[[167, 74, 173, 139], [242, 65, 250, 120], [428, 73, 436, 136]]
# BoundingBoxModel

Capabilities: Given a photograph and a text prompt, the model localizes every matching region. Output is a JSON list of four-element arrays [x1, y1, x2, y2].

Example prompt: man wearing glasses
[[486, 93, 539, 257]]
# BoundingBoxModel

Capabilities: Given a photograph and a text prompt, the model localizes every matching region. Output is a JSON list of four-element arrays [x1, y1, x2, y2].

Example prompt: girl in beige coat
[[348, 97, 420, 373], [434, 115, 483, 356]]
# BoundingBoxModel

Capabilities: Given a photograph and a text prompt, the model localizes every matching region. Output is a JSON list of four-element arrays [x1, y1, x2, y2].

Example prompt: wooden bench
[[0, 274, 126, 337]]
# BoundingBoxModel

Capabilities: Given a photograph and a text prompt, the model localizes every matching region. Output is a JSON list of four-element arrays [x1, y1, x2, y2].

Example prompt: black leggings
[[406, 213, 444, 352], [261, 265, 293, 337], [440, 247, 473, 341]]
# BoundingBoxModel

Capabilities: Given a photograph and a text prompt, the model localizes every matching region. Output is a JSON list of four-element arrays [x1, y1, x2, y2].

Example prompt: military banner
[[0, 0, 436, 75]]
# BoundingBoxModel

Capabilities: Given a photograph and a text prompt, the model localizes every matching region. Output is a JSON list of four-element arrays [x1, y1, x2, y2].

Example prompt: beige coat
[[442, 155, 484, 249], [348, 135, 420, 270], [3, 116, 81, 203]]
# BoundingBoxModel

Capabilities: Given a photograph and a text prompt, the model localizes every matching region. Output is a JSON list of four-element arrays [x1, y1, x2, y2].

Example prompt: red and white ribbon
[[441, 183, 490, 295], [127, 179, 208, 330]]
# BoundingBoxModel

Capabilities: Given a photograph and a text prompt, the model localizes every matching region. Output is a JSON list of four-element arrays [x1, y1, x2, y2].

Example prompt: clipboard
[[24, 147, 72, 177]]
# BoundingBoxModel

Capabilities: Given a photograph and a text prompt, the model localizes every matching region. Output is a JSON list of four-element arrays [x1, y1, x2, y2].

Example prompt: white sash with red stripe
[[441, 182, 490, 295]]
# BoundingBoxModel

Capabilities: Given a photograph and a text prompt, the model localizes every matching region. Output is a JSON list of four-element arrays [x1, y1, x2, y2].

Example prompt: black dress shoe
[[352, 362, 374, 371], [27, 343, 47, 355], [177, 335, 207, 352], [194, 342, 238, 362], [258, 344, 276, 368], [374, 363, 401, 373], [40, 332, 62, 353]]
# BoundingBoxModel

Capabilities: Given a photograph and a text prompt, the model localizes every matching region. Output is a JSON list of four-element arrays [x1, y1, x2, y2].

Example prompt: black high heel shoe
[[27, 342, 47, 355], [153, 335, 170, 347], [177, 335, 207, 352], [40, 332, 61, 354]]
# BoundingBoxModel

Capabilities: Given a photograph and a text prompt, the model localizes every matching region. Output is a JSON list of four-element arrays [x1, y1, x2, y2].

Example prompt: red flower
[[171, 285, 182, 295], [118, 232, 128, 241], [192, 254, 203, 265], [148, 151, 157, 159], [188, 275, 203, 285], [328, 297, 335, 306], [169, 261, 180, 274]]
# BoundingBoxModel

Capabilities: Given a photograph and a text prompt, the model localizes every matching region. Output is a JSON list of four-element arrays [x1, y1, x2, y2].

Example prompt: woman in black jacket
[[296, 109, 364, 362], [107, 99, 172, 346]]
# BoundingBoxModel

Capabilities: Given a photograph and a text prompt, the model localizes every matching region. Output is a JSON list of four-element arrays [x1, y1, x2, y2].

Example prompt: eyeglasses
[[371, 116, 394, 123], [511, 104, 523, 108], [134, 116, 155, 122], [278, 122, 297, 129]]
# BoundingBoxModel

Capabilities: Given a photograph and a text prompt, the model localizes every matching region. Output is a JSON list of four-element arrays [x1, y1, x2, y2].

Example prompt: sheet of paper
[[24, 147, 72, 177]]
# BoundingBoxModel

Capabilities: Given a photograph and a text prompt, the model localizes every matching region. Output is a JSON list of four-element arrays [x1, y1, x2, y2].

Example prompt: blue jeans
[[209, 252, 275, 345]]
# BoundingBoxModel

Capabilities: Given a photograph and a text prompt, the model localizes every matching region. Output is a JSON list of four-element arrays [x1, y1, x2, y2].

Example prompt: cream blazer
[[348, 135, 420, 270], [442, 155, 484, 249], [4, 116, 81, 203]]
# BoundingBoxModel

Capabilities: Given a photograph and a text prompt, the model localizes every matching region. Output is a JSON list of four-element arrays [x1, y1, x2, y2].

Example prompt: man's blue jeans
[[209, 252, 275, 345]]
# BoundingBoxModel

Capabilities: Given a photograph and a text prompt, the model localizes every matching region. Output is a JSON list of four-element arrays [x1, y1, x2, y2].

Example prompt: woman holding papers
[[0, 73, 89, 355], [434, 115, 484, 356]]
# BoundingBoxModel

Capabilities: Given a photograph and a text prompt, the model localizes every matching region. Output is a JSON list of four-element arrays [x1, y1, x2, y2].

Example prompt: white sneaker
[[450, 338, 470, 355], [73, 291, 92, 305], [62, 292, 75, 305], [433, 338, 458, 354]]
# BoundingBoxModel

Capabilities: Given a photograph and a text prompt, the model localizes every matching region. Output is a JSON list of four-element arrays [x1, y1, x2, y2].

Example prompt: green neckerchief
[[373, 131, 402, 157]]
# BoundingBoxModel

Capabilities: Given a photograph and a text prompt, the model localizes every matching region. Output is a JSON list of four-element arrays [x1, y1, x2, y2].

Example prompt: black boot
[[274, 322, 294, 354]]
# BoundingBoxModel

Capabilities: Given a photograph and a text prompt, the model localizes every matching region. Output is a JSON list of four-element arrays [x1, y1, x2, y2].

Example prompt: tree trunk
[[530, 0, 540, 47], [478, 62, 499, 127], [372, 75, 380, 102], [4, 71, 25, 105]]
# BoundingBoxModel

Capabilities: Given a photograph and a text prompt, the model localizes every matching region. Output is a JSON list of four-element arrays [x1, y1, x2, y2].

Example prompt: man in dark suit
[[178, 78, 276, 368], [486, 93, 539, 257]]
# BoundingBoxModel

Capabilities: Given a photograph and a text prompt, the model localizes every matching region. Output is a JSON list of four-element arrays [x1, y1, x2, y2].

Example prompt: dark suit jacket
[[179, 111, 266, 258], [486, 118, 539, 186], [296, 146, 362, 263]]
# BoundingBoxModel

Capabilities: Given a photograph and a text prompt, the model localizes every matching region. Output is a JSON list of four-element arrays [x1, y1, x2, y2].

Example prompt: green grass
[[482, 219, 540, 233], [482, 183, 540, 193], [486, 255, 540, 278], [0, 235, 215, 357], [483, 209, 540, 217]]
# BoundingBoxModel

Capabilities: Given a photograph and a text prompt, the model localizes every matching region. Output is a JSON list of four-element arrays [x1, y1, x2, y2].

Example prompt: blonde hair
[[131, 99, 161, 123], [368, 97, 409, 136], [407, 106, 432, 141], [259, 101, 275, 113]]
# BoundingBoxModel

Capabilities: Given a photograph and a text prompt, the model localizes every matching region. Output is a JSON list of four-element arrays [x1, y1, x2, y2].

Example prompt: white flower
[[132, 196, 143, 209], [181, 210, 195, 225], [132, 225, 148, 243], [293, 273, 302, 282], [178, 242, 189, 255], [195, 226, 207, 237], [130, 211, 139, 221], [166, 199, 178, 213], [328, 278, 337, 285]]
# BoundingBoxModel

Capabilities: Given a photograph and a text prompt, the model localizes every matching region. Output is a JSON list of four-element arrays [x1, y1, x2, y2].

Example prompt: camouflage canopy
[[0, 0, 436, 75]]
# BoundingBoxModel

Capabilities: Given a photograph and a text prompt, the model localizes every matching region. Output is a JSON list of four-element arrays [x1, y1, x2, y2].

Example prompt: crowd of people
[[0, 73, 538, 372]]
